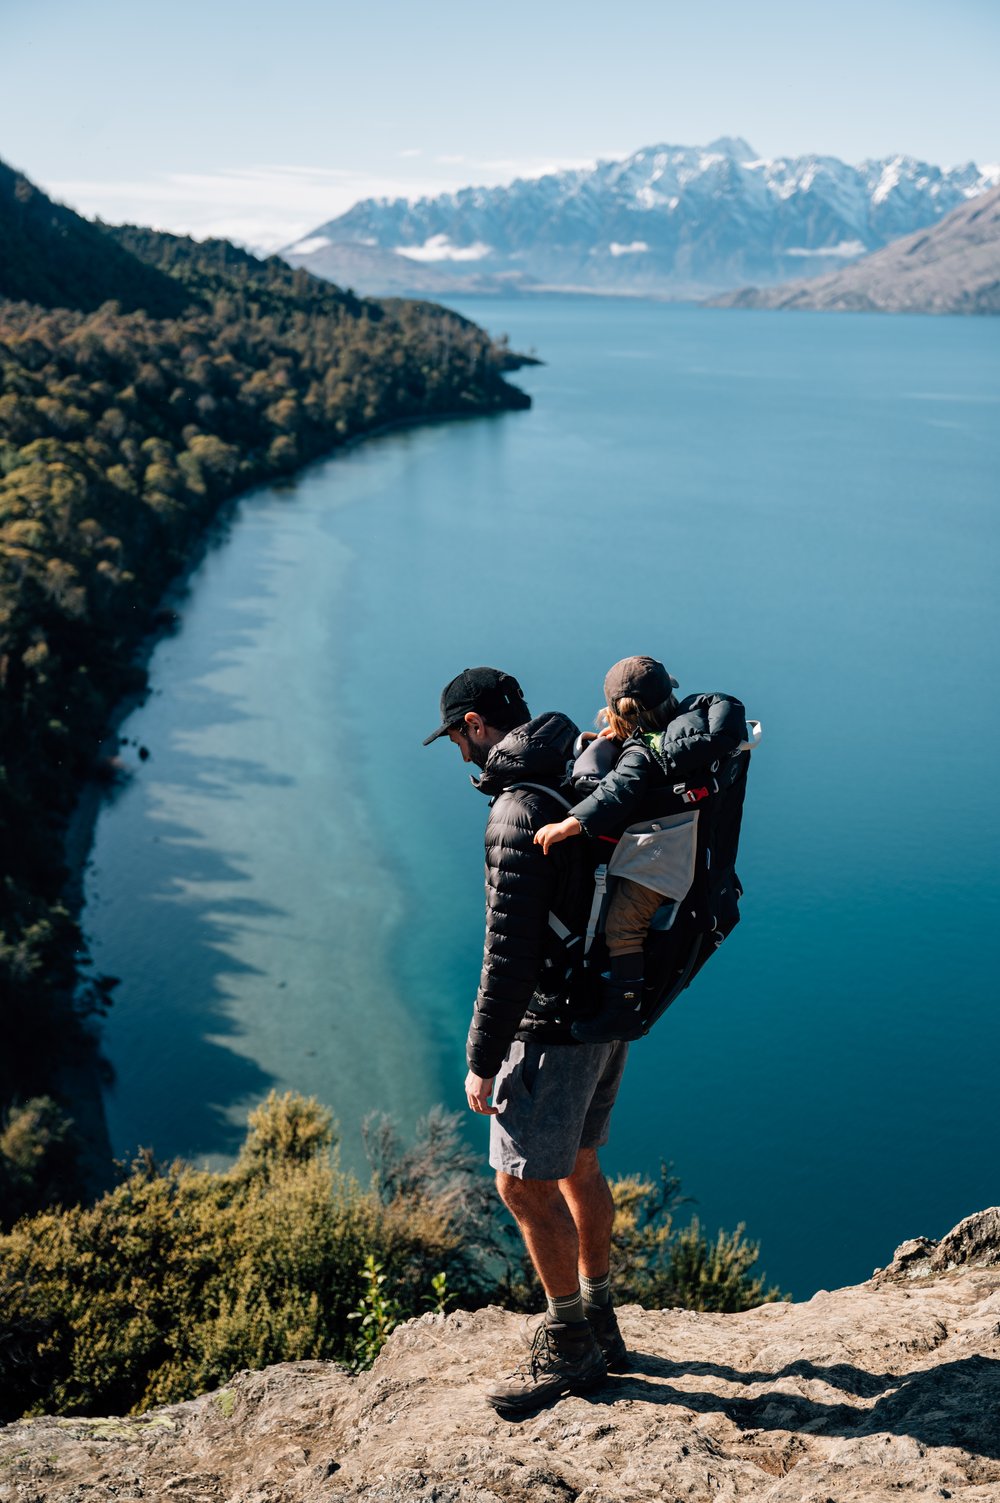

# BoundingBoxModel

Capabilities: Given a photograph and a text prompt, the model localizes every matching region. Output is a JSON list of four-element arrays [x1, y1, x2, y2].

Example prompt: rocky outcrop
[[3, 1210, 999, 1502], [712, 185, 1000, 314]]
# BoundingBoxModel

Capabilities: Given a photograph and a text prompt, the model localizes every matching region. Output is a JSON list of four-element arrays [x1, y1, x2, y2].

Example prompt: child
[[535, 655, 748, 1043]]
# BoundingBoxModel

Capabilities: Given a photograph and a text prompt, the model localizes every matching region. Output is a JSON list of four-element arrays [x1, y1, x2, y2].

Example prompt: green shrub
[[610, 1165, 785, 1312], [363, 1106, 525, 1300], [0, 1095, 78, 1223], [0, 1097, 784, 1421], [0, 1092, 458, 1419]]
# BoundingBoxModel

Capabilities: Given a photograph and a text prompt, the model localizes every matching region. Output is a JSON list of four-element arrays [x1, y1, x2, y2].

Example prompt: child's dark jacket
[[570, 692, 748, 839]]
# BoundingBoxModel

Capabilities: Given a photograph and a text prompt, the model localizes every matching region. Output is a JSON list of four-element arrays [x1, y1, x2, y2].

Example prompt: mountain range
[[714, 184, 1000, 314], [282, 138, 999, 299]]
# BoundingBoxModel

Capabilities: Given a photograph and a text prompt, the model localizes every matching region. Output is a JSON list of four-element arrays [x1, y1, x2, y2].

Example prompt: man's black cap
[[423, 667, 529, 745]]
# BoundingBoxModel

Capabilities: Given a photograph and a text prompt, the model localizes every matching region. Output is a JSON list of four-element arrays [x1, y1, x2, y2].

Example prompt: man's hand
[[465, 1070, 498, 1115], [534, 816, 582, 854]]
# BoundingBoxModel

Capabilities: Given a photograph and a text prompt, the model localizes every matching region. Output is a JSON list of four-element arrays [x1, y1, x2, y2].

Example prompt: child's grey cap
[[604, 656, 678, 710]]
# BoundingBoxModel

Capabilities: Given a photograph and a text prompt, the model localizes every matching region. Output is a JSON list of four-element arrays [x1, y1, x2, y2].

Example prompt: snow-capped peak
[[285, 139, 999, 298], [705, 136, 758, 162]]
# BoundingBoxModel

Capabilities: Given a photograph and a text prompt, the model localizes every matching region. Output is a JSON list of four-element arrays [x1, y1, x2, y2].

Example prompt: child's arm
[[534, 817, 582, 855], [570, 744, 662, 839]]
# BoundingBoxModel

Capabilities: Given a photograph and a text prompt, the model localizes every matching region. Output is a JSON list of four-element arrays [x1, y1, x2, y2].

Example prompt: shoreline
[[62, 391, 531, 903], [59, 394, 531, 1189]]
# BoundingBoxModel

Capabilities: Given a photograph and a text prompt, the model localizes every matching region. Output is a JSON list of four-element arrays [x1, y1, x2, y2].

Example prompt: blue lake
[[82, 297, 1000, 1298]]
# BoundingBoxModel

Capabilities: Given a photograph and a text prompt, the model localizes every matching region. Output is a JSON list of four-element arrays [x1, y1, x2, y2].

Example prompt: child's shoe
[[570, 975, 646, 1044]]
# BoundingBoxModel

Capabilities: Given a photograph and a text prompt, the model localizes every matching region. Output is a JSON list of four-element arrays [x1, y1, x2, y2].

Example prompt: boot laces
[[510, 1320, 559, 1381]]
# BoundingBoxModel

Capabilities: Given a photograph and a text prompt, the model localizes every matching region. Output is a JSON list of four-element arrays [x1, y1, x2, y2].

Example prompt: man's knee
[[561, 1147, 603, 1187], [496, 1169, 560, 1214]]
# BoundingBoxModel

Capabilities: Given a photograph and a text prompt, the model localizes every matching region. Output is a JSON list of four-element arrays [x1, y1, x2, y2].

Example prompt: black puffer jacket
[[466, 711, 592, 1078], [570, 693, 748, 839]]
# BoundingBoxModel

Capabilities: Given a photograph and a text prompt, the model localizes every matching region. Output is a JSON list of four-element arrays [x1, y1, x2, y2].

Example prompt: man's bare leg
[[558, 1147, 628, 1369], [496, 1149, 614, 1291], [488, 1169, 608, 1413], [490, 1152, 626, 1409], [495, 1172, 580, 1295], [558, 1147, 615, 1280]]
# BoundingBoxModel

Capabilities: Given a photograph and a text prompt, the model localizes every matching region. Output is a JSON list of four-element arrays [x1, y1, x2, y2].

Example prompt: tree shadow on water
[[92, 684, 303, 1169], [88, 538, 356, 1171], [98, 804, 288, 1168]]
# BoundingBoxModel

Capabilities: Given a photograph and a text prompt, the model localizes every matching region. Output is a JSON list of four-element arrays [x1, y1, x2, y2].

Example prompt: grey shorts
[[489, 1038, 629, 1181]]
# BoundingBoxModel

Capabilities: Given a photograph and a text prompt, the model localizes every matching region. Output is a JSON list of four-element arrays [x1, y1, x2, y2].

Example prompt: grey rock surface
[[713, 185, 1000, 314], [2, 1209, 999, 1502]]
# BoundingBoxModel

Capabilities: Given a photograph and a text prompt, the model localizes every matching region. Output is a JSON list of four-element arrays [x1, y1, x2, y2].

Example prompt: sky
[[2, 0, 997, 250]]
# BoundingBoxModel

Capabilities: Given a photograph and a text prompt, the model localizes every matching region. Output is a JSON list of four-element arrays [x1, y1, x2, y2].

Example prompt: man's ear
[[464, 711, 486, 738]]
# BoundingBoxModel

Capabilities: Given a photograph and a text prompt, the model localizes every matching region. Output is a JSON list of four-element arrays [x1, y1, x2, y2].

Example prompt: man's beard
[[467, 737, 491, 770]]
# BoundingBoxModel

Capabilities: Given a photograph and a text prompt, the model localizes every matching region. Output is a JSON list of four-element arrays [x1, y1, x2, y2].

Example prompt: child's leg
[[604, 880, 665, 978], [571, 880, 663, 1044]]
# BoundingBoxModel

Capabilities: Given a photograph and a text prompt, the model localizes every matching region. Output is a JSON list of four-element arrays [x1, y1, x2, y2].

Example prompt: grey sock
[[546, 1289, 586, 1326], [580, 1272, 611, 1308]]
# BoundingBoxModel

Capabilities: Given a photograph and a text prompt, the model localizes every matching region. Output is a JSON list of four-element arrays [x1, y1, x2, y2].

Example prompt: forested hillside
[[0, 1092, 779, 1420], [0, 160, 187, 316], [0, 163, 529, 1219]]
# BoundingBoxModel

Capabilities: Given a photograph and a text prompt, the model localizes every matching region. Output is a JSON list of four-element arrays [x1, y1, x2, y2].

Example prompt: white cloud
[[42, 150, 629, 253], [609, 240, 650, 256], [786, 239, 867, 258], [397, 235, 491, 263], [285, 235, 332, 256], [475, 155, 601, 181], [43, 164, 411, 252]]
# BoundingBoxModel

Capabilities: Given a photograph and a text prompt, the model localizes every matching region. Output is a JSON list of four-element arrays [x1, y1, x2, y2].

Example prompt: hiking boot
[[585, 1303, 629, 1372], [571, 976, 646, 1044], [485, 1317, 607, 1418]]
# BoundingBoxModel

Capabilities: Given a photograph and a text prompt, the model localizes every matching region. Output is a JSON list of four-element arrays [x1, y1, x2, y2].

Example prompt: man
[[423, 666, 630, 1418]]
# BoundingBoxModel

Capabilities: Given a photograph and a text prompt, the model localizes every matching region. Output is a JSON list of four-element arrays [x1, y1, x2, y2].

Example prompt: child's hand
[[534, 817, 582, 854]]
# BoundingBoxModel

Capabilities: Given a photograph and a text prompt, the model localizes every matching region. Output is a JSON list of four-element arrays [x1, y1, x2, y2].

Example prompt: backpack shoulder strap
[[507, 782, 573, 810], [510, 781, 604, 955]]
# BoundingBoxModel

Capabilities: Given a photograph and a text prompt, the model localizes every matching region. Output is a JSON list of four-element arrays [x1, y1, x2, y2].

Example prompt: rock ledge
[[2, 1210, 999, 1502]]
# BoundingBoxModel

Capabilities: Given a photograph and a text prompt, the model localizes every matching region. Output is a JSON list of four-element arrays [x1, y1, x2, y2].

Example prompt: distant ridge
[[712, 185, 1000, 314], [283, 139, 1000, 299], [0, 157, 189, 316], [271, 237, 536, 299]]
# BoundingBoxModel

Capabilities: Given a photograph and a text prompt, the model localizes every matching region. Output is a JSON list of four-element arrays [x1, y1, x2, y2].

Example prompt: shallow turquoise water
[[84, 298, 1000, 1296]]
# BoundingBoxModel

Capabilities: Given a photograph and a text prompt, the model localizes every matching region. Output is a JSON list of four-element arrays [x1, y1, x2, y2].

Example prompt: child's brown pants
[[605, 878, 665, 958]]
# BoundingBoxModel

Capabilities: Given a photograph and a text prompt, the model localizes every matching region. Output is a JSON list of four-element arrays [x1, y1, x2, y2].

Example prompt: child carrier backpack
[[519, 699, 760, 1037]]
